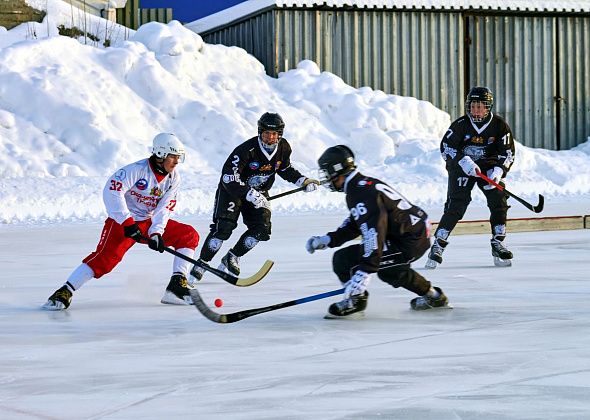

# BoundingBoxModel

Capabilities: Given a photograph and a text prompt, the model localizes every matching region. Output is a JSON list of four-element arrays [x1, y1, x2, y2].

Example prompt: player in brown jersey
[[306, 145, 449, 318]]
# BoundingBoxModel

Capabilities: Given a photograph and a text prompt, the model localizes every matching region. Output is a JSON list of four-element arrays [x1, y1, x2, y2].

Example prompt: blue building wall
[[141, 0, 247, 23]]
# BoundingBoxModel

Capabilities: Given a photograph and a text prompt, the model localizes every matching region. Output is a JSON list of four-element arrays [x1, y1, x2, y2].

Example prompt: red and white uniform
[[83, 158, 199, 278]]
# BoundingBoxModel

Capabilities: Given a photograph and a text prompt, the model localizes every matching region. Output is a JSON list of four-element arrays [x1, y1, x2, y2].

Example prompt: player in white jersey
[[42, 133, 200, 310]]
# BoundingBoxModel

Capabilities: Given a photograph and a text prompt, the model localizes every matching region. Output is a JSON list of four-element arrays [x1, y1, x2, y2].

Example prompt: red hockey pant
[[83, 218, 199, 278]]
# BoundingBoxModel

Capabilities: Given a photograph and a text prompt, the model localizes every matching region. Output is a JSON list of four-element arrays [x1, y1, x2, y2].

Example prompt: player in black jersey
[[426, 87, 516, 269], [191, 112, 320, 279], [306, 145, 449, 318]]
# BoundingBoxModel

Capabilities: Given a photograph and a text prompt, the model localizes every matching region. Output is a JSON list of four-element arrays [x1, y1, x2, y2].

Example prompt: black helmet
[[258, 112, 285, 137], [465, 86, 494, 123], [317, 145, 357, 191]]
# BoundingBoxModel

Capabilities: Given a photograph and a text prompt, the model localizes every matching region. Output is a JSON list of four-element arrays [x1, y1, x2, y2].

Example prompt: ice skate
[[218, 250, 240, 276], [410, 287, 450, 310], [425, 237, 448, 269], [491, 235, 513, 267], [189, 261, 206, 282], [324, 291, 368, 319], [161, 273, 193, 305], [42, 285, 73, 311]]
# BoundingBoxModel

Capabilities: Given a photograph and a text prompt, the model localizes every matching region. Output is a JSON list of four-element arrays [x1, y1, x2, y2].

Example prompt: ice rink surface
[[1, 212, 589, 419]]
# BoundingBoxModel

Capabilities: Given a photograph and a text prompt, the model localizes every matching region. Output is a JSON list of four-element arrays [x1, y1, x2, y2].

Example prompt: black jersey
[[441, 113, 515, 174], [326, 172, 429, 274], [218, 136, 305, 198]]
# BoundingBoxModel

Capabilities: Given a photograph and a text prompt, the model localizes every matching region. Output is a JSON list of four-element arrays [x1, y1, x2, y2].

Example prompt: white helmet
[[151, 133, 185, 162]]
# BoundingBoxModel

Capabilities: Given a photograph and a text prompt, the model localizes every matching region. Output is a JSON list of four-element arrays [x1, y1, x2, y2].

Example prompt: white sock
[[65, 263, 94, 291], [425, 287, 440, 299], [173, 248, 195, 277]]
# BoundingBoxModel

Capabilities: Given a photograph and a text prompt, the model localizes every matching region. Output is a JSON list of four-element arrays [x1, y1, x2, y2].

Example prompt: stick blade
[[234, 259, 274, 287], [189, 288, 230, 323], [532, 194, 545, 213]]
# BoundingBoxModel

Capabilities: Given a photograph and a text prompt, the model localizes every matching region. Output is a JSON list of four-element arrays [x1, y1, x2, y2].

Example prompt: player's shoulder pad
[[230, 137, 256, 155], [279, 137, 292, 152], [348, 176, 378, 195], [453, 116, 469, 127]]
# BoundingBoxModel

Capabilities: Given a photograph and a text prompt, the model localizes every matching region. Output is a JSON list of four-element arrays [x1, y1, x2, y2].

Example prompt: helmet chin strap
[[469, 112, 492, 127], [149, 155, 168, 175], [258, 135, 278, 153]]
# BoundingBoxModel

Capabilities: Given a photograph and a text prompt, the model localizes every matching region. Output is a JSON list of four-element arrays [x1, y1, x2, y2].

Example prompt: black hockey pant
[[199, 187, 271, 261], [332, 241, 431, 296], [437, 169, 509, 237]]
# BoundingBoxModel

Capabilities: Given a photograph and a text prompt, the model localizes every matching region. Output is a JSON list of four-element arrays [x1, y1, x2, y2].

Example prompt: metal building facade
[[467, 15, 558, 149], [558, 16, 590, 150], [199, 6, 590, 150], [275, 10, 465, 120]]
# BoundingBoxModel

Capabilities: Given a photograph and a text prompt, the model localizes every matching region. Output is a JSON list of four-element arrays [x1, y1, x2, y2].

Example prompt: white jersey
[[102, 158, 180, 236]]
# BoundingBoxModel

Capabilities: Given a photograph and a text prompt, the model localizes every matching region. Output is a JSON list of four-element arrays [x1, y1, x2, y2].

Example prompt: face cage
[[466, 100, 492, 123], [258, 134, 280, 155], [318, 168, 339, 191], [258, 128, 283, 138]]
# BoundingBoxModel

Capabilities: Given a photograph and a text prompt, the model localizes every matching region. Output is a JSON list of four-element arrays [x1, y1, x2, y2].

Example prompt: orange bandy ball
[[214, 298, 223, 308]]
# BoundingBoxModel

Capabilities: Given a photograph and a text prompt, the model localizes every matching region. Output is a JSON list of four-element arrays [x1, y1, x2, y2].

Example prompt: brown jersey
[[326, 172, 429, 274]]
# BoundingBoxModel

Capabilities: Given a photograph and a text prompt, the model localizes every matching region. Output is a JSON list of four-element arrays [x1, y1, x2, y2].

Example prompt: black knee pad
[[332, 246, 360, 283], [446, 198, 470, 220], [247, 224, 271, 241], [213, 219, 238, 241]]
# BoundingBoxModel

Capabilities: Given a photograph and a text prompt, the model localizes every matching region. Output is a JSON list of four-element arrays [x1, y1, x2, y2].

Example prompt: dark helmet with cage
[[465, 86, 494, 123], [257, 112, 285, 153], [258, 112, 285, 137], [317, 145, 357, 191]]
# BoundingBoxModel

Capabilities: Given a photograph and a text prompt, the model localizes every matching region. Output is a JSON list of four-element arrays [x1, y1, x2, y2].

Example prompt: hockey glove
[[297, 177, 321, 192], [148, 233, 165, 253], [483, 166, 504, 190], [305, 235, 331, 254], [344, 270, 371, 300], [246, 188, 270, 211], [458, 156, 481, 177], [123, 223, 142, 242]]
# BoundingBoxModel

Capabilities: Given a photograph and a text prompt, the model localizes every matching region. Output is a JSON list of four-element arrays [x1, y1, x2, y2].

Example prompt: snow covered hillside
[[0, 0, 589, 224]]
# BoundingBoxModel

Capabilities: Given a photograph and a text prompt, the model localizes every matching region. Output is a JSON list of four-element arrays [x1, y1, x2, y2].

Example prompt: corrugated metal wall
[[200, 8, 590, 150], [468, 15, 557, 149], [558, 16, 590, 150], [203, 11, 276, 79], [140, 8, 173, 25], [116, 0, 140, 30], [275, 9, 465, 119]]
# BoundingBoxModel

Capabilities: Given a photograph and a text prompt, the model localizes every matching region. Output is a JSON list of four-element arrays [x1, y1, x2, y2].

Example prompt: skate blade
[[324, 311, 365, 320], [412, 304, 453, 311], [160, 291, 193, 305], [217, 263, 239, 277], [188, 271, 204, 284], [493, 257, 512, 267], [424, 259, 438, 269], [41, 301, 66, 311]]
